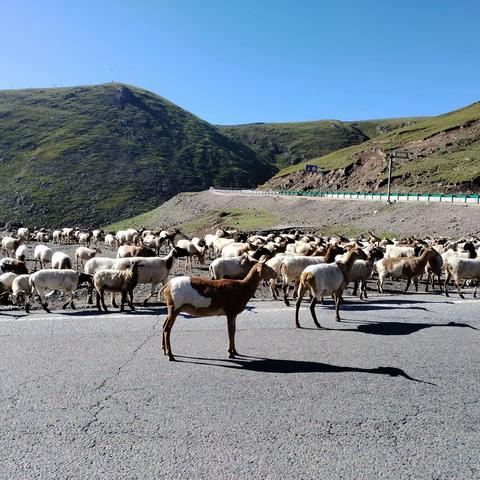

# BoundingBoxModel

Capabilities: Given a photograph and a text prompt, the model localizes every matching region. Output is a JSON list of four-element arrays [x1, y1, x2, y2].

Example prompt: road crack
[[82, 315, 162, 433]]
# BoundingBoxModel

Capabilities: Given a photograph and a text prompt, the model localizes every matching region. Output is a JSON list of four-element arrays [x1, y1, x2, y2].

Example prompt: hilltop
[[220, 117, 424, 169], [0, 83, 276, 226], [265, 102, 480, 193]]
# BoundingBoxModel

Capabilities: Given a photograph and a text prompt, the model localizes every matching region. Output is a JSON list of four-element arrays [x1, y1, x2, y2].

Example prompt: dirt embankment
[[122, 190, 480, 238], [266, 120, 480, 194]]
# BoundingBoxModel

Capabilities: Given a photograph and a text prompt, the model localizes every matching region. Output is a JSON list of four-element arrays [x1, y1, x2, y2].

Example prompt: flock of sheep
[[1, 225, 479, 360]]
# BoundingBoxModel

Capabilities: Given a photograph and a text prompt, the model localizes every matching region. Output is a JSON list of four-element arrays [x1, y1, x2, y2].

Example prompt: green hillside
[[0, 83, 276, 226], [220, 117, 424, 168], [267, 102, 480, 193]]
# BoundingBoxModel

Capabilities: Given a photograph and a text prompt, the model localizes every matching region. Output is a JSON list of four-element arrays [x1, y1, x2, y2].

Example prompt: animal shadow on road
[[315, 320, 478, 336], [175, 355, 435, 384]]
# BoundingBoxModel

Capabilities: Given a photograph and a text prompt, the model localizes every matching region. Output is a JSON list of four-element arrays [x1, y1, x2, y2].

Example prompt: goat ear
[[258, 255, 267, 264]]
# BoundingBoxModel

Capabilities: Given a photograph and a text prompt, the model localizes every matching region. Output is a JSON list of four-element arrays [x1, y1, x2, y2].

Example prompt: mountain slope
[[0, 83, 276, 226], [220, 117, 425, 168], [265, 102, 480, 193]]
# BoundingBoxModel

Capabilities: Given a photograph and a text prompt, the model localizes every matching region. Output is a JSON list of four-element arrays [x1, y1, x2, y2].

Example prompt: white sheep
[[36, 231, 49, 243], [93, 261, 140, 312], [92, 229, 104, 244], [28, 269, 92, 312], [279, 245, 342, 306], [213, 237, 235, 257], [444, 258, 480, 298], [75, 247, 101, 269], [385, 245, 415, 258], [1, 237, 22, 257], [209, 255, 258, 280], [17, 228, 30, 243], [84, 257, 119, 305], [15, 245, 29, 262], [221, 242, 251, 258], [78, 232, 92, 246], [34, 245, 54, 269], [0, 272, 17, 294], [52, 252, 73, 270], [176, 239, 206, 268], [52, 230, 62, 244], [104, 233, 118, 249], [115, 229, 139, 246], [295, 249, 367, 326], [9, 274, 31, 311], [113, 247, 185, 305]]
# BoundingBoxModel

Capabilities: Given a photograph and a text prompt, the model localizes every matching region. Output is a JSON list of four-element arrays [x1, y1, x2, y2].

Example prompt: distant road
[[210, 186, 480, 205], [1, 294, 479, 478]]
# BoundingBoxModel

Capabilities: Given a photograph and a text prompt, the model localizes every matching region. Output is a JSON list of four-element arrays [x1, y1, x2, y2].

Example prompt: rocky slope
[[266, 102, 480, 194]]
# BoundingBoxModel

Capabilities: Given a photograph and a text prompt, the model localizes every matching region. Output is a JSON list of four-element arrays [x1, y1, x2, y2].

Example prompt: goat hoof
[[168, 356, 175, 362], [228, 353, 236, 359]]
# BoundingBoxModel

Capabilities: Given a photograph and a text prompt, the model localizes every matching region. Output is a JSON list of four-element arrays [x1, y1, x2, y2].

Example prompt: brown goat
[[161, 261, 277, 361], [0, 259, 28, 275], [376, 247, 436, 293]]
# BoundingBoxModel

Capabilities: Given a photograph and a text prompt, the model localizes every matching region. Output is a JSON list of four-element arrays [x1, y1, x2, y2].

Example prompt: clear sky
[[1, 0, 479, 124]]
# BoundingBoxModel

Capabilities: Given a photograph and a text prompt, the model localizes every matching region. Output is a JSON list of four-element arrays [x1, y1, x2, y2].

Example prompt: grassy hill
[[266, 102, 480, 193], [0, 83, 276, 226], [220, 117, 425, 169]]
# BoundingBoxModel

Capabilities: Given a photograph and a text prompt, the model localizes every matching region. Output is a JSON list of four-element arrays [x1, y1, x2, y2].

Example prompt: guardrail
[[210, 187, 480, 204]]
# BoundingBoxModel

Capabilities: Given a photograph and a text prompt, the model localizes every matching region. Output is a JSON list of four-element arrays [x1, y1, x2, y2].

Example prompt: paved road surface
[[1, 293, 479, 479]]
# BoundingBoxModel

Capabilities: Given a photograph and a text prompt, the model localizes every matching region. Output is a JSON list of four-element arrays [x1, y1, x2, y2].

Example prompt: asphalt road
[[1, 293, 479, 479]]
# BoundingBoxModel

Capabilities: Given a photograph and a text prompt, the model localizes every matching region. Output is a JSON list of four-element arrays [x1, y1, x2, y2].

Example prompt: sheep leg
[[334, 292, 342, 321], [425, 273, 430, 292], [455, 280, 464, 299], [362, 280, 368, 299], [70, 298, 76, 309], [437, 274, 443, 293], [377, 276, 384, 294], [283, 282, 290, 307], [96, 291, 103, 312], [444, 272, 451, 297], [269, 279, 278, 301], [142, 283, 156, 306], [128, 290, 135, 310], [100, 289, 109, 312], [294, 284, 307, 328], [227, 314, 238, 358], [414, 277, 419, 292], [111, 293, 118, 308], [87, 285, 94, 304], [37, 292, 50, 313], [120, 292, 126, 312], [352, 281, 358, 296], [405, 278, 411, 292], [309, 297, 321, 329]]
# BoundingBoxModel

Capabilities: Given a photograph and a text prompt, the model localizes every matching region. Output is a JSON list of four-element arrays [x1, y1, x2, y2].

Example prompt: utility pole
[[387, 153, 393, 204], [387, 150, 409, 204]]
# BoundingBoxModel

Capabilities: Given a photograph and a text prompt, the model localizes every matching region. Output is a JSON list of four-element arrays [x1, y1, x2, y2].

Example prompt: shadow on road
[[312, 320, 478, 336], [175, 355, 435, 384]]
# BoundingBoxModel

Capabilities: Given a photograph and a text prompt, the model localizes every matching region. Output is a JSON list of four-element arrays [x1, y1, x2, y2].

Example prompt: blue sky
[[1, 0, 479, 124]]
